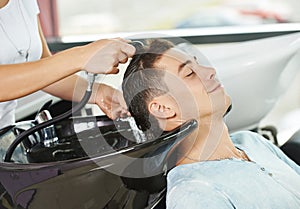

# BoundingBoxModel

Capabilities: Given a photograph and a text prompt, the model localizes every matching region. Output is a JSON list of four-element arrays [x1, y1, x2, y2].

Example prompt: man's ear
[[148, 100, 176, 119]]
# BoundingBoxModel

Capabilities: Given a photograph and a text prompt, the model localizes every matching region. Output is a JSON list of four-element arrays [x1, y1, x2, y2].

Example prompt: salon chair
[[0, 115, 197, 209]]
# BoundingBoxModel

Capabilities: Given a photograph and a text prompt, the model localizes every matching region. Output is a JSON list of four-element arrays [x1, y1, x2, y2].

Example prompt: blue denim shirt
[[167, 131, 300, 209]]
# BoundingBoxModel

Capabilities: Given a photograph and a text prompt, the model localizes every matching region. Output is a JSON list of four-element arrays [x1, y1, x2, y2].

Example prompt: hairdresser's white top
[[0, 0, 42, 129], [167, 131, 300, 209]]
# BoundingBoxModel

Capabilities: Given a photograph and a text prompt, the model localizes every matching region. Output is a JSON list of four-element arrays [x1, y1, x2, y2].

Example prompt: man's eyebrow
[[178, 60, 192, 74]]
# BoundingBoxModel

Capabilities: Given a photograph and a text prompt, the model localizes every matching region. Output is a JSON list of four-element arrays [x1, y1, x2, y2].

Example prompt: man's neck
[[177, 119, 242, 165]]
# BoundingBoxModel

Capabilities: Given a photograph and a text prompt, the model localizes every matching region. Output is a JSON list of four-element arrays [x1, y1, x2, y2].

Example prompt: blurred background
[[55, 0, 299, 36]]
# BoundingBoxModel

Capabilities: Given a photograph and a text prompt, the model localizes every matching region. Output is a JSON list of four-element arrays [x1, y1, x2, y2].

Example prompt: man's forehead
[[155, 48, 190, 69], [163, 47, 189, 61]]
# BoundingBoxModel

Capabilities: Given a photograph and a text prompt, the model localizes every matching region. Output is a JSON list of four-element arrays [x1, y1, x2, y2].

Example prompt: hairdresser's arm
[[0, 45, 80, 101], [38, 19, 91, 102], [37, 19, 128, 119], [0, 20, 135, 104]]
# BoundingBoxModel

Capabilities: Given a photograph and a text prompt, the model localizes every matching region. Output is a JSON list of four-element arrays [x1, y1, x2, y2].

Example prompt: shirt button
[[260, 167, 265, 171]]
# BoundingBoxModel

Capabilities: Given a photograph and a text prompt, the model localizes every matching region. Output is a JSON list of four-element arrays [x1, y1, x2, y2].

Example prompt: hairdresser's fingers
[[122, 109, 131, 117], [107, 51, 128, 73], [80, 38, 135, 75], [121, 45, 135, 57], [100, 100, 130, 119], [106, 66, 119, 74], [104, 98, 129, 120], [98, 100, 122, 120], [110, 102, 130, 119], [111, 106, 124, 120], [119, 41, 136, 57], [118, 52, 129, 64], [110, 37, 135, 56], [107, 44, 132, 72]]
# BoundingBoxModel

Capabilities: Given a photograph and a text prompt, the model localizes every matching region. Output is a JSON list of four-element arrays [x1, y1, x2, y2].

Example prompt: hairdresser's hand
[[94, 84, 130, 120], [79, 38, 135, 74]]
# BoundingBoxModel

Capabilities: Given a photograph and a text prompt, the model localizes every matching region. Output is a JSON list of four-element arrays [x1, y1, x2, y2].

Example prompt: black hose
[[4, 86, 93, 162]]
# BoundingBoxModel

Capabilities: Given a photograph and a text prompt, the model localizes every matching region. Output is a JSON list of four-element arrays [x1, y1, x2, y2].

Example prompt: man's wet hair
[[122, 39, 175, 136]]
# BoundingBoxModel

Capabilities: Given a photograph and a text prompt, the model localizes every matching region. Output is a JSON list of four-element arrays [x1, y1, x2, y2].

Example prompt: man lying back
[[122, 39, 300, 209]]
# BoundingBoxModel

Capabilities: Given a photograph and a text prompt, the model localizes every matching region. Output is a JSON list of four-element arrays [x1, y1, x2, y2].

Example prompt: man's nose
[[199, 66, 216, 80]]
